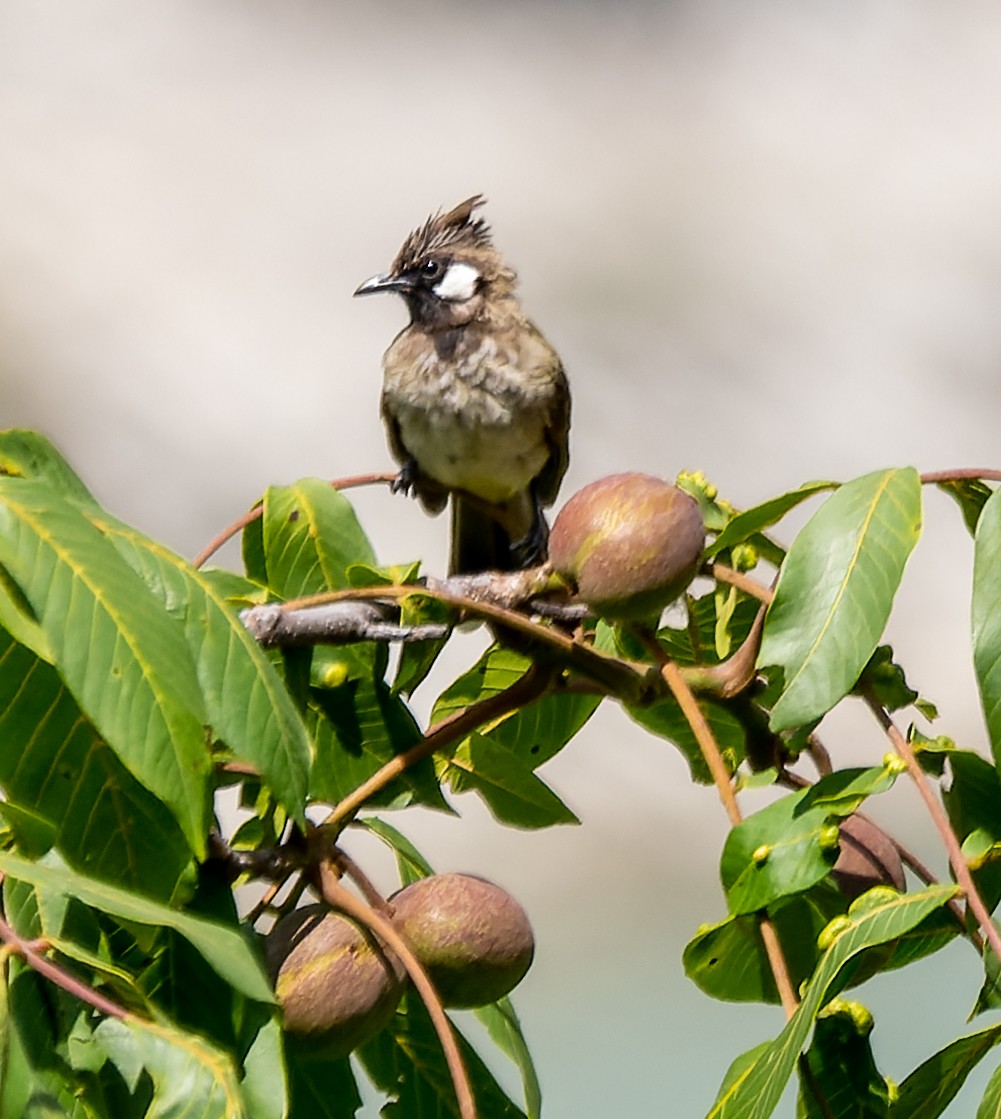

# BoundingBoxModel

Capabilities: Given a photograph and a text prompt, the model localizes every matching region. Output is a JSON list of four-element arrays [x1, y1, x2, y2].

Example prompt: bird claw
[[511, 508, 550, 568], [391, 460, 418, 497]]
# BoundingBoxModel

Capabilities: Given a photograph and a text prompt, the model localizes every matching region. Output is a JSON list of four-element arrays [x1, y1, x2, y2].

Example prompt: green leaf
[[978, 1059, 1001, 1119], [89, 512, 313, 825], [445, 732, 579, 828], [889, 1023, 1001, 1118], [261, 480, 377, 599], [706, 885, 958, 1119], [239, 1016, 287, 1119], [0, 630, 192, 898], [431, 646, 531, 725], [706, 481, 836, 559], [358, 817, 436, 885], [96, 1016, 246, 1119], [393, 592, 453, 697], [937, 477, 995, 536], [759, 467, 922, 732], [721, 790, 838, 915], [973, 488, 1001, 776], [799, 1001, 890, 1118], [307, 678, 447, 812], [474, 999, 542, 1119], [798, 765, 899, 816], [0, 479, 211, 853], [0, 852, 273, 1004], [357, 995, 527, 1119], [432, 644, 599, 773], [853, 645, 920, 713], [0, 430, 96, 506], [286, 1056, 361, 1117], [626, 695, 746, 784], [938, 748, 1001, 921], [685, 885, 847, 1005], [0, 560, 51, 662], [715, 1043, 772, 1105]]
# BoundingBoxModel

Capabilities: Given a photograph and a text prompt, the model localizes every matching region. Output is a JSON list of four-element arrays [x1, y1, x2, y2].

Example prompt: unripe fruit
[[266, 905, 405, 1057], [548, 473, 705, 619], [832, 815, 905, 901], [389, 873, 534, 1008]]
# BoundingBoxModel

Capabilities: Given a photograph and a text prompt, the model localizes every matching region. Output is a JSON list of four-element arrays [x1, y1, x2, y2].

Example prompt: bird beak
[[353, 272, 414, 297]]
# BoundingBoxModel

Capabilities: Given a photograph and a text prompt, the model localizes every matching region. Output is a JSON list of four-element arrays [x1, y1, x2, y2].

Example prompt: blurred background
[[4, 1, 1001, 1113]]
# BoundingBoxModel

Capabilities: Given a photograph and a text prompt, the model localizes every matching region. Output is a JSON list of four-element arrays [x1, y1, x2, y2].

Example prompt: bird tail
[[449, 496, 517, 575]]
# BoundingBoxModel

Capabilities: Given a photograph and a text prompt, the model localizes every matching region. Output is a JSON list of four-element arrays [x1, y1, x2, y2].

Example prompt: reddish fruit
[[266, 905, 404, 1057], [390, 873, 534, 1008], [832, 815, 905, 900], [548, 472, 705, 619]]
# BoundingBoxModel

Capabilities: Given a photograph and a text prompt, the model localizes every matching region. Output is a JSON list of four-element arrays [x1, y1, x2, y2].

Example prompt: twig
[[320, 661, 557, 835], [253, 582, 657, 704], [318, 862, 477, 1119], [0, 914, 128, 1021], [864, 694, 1001, 964], [638, 629, 799, 1017], [707, 563, 774, 605], [192, 471, 397, 568], [919, 469, 1001, 485]]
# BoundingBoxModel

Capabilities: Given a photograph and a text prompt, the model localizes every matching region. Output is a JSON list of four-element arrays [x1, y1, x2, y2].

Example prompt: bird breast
[[383, 333, 553, 503]]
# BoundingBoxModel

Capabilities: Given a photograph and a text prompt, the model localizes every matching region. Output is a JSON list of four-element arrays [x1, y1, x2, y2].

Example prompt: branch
[[0, 913, 128, 1021], [919, 469, 1001, 485], [242, 599, 451, 646], [192, 471, 398, 568], [317, 862, 477, 1119], [864, 693, 1001, 964], [246, 581, 660, 705], [637, 628, 799, 1018], [319, 661, 558, 835]]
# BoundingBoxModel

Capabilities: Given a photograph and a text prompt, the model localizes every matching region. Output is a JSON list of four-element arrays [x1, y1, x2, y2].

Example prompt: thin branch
[[757, 914, 800, 1020], [639, 629, 799, 1017], [0, 914, 128, 1021], [317, 862, 477, 1119], [320, 661, 557, 835], [919, 469, 1001, 485], [658, 656, 742, 828], [706, 563, 774, 605], [864, 694, 1001, 964], [192, 471, 398, 568], [254, 582, 657, 704]]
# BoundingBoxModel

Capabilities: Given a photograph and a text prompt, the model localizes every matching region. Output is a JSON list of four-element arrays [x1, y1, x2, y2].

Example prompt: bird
[[354, 195, 570, 575]]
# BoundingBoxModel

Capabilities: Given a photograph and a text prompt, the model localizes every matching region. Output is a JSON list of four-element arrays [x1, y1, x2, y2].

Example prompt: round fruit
[[832, 815, 905, 900], [548, 472, 705, 619], [389, 873, 534, 1008], [266, 905, 404, 1057]]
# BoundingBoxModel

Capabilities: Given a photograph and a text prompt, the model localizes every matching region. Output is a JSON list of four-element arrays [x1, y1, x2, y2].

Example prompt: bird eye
[[421, 259, 441, 278]]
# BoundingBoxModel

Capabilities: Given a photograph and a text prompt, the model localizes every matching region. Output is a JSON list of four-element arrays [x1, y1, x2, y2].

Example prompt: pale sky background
[[4, 2, 1001, 1114]]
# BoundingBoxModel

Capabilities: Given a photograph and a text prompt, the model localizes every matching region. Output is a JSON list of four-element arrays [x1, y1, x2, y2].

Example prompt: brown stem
[[707, 563, 774, 605], [0, 914, 128, 1021], [864, 694, 1001, 964], [192, 471, 398, 568], [268, 583, 657, 704], [758, 914, 799, 1019], [330, 846, 394, 916], [192, 502, 263, 569], [682, 604, 768, 700], [318, 863, 476, 1119], [320, 662, 556, 835], [658, 655, 741, 828], [919, 469, 1001, 485], [639, 630, 799, 1017]]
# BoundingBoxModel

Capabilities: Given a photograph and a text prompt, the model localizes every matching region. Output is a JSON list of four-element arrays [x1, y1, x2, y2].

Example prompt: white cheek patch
[[433, 262, 481, 302]]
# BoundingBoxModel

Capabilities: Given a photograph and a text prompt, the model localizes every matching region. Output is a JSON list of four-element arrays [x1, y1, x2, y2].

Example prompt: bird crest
[[392, 195, 493, 273]]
